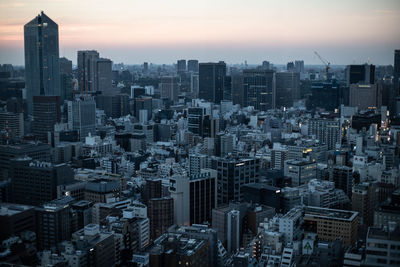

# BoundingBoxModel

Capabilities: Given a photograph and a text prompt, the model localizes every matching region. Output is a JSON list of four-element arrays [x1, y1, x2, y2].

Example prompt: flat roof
[[304, 206, 358, 222]]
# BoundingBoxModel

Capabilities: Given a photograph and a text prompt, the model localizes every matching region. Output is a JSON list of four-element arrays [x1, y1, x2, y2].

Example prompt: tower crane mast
[[314, 51, 330, 80]]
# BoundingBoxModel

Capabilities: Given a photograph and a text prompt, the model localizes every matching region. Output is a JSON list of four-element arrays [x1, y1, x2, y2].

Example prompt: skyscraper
[[32, 95, 61, 143], [199, 62, 226, 104], [346, 64, 375, 86], [243, 69, 275, 111], [77, 50, 100, 94], [24, 11, 60, 114], [187, 60, 199, 72], [177, 59, 187, 73], [275, 72, 300, 108], [159, 76, 179, 102], [95, 58, 113, 95], [67, 97, 96, 140], [59, 57, 73, 101]]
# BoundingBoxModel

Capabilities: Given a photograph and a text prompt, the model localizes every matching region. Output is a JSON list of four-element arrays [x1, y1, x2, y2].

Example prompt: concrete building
[[0, 203, 36, 241], [308, 119, 341, 150], [0, 111, 24, 138], [364, 226, 400, 266], [279, 207, 303, 243], [160, 76, 179, 102], [227, 209, 240, 255], [275, 72, 300, 108], [67, 97, 96, 140], [352, 182, 377, 227], [242, 69, 275, 111], [303, 206, 358, 248], [148, 197, 174, 239], [77, 50, 100, 94], [332, 166, 354, 198], [349, 84, 382, 110], [284, 160, 317, 186], [199, 62, 226, 104]]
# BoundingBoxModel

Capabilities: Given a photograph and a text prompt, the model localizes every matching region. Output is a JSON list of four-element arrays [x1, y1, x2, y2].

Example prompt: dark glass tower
[[24, 11, 60, 115], [199, 62, 226, 104], [243, 69, 275, 111]]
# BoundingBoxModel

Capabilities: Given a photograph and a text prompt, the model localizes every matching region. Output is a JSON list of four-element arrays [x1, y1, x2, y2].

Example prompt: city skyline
[[0, 0, 399, 65]]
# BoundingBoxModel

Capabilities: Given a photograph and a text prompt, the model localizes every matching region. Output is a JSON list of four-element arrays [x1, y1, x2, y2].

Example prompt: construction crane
[[314, 51, 330, 80]]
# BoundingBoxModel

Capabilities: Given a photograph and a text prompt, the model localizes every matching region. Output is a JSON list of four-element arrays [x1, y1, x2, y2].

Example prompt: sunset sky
[[0, 0, 399, 65]]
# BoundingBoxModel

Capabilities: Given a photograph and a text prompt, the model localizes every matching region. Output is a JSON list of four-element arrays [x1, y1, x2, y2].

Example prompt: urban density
[[0, 2, 400, 267]]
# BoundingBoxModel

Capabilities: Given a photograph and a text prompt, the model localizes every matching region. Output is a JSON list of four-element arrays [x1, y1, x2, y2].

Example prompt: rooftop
[[304, 206, 358, 222]]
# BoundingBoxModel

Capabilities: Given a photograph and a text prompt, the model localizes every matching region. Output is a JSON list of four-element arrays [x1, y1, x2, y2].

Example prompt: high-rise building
[[352, 182, 377, 227], [169, 170, 217, 226], [307, 81, 343, 111], [212, 157, 260, 205], [159, 76, 179, 102], [10, 157, 74, 205], [24, 11, 60, 114], [295, 60, 304, 73], [346, 64, 375, 86], [59, 57, 73, 101], [332, 166, 354, 198], [177, 59, 187, 73], [199, 62, 226, 104], [35, 197, 73, 251], [134, 95, 152, 121], [349, 83, 382, 110], [242, 69, 275, 111], [95, 58, 113, 95], [187, 60, 199, 72], [308, 119, 341, 150], [227, 210, 240, 255], [231, 71, 244, 106], [271, 147, 289, 170], [275, 72, 300, 108], [77, 50, 100, 94], [32, 96, 61, 143], [148, 197, 174, 239], [67, 97, 96, 140]]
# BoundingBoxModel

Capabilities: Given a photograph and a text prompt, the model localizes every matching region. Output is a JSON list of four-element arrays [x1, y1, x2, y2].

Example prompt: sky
[[0, 0, 399, 66]]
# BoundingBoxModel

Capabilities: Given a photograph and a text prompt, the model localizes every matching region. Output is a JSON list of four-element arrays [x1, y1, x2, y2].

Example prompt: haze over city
[[0, 0, 400, 65]]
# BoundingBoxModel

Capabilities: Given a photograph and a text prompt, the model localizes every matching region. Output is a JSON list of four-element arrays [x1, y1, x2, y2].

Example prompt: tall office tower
[[199, 62, 227, 104], [59, 57, 73, 101], [294, 60, 304, 73], [134, 95, 152, 121], [77, 50, 100, 94], [242, 69, 275, 111], [227, 210, 240, 255], [0, 111, 24, 138], [287, 62, 295, 71], [95, 58, 113, 95], [35, 198, 73, 251], [284, 160, 317, 186], [159, 76, 179, 102], [307, 80, 342, 111], [187, 59, 199, 72], [308, 119, 341, 150], [177, 59, 187, 73], [332, 166, 354, 198], [169, 170, 217, 225], [0, 143, 51, 180], [10, 158, 74, 206], [24, 11, 60, 115], [212, 157, 260, 205], [67, 97, 96, 140], [190, 73, 199, 95], [349, 83, 382, 110], [148, 197, 174, 239], [346, 64, 375, 86], [32, 96, 61, 143], [96, 94, 129, 118], [187, 106, 206, 136], [143, 62, 148, 73], [352, 182, 377, 227], [262, 61, 270, 70], [275, 72, 300, 108], [231, 71, 244, 106]]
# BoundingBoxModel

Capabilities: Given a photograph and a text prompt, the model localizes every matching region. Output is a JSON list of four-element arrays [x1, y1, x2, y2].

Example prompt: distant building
[[24, 11, 60, 114], [187, 59, 199, 72], [199, 62, 226, 104], [59, 57, 73, 101], [0, 111, 24, 138], [77, 50, 100, 94], [275, 72, 300, 108], [160, 76, 179, 102], [308, 119, 341, 150], [349, 83, 382, 110], [67, 97, 96, 140], [243, 69, 275, 111], [346, 64, 375, 86], [177, 59, 187, 73], [32, 95, 61, 143]]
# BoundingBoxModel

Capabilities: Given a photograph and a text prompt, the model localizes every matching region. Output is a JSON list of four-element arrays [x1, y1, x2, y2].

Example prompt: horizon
[[0, 0, 399, 66]]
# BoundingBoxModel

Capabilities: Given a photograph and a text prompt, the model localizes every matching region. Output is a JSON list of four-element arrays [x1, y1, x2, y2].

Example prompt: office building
[[59, 57, 73, 101], [159, 76, 179, 102], [96, 94, 129, 118], [0, 142, 51, 180], [77, 50, 100, 94], [212, 157, 260, 205], [352, 182, 377, 227], [332, 166, 354, 198], [281, 187, 301, 213], [308, 119, 340, 150], [177, 59, 186, 73], [287, 143, 328, 163], [71, 200, 93, 230], [284, 160, 316, 186], [0, 203, 36, 241], [32, 95, 61, 143], [67, 97, 96, 140], [134, 95, 152, 121], [0, 111, 24, 138], [84, 179, 120, 203], [35, 197, 73, 250], [148, 197, 174, 239], [187, 59, 199, 72], [243, 69, 275, 111], [295, 60, 304, 73], [364, 226, 400, 266], [189, 154, 208, 176], [275, 72, 300, 108], [169, 170, 217, 225], [279, 207, 303, 243], [271, 147, 289, 170], [10, 158, 74, 206], [307, 81, 342, 111], [349, 83, 382, 110], [227, 209, 240, 255], [303, 206, 358, 248], [24, 11, 60, 114], [304, 179, 350, 209], [231, 71, 244, 106], [242, 184, 282, 212], [346, 64, 375, 86], [95, 58, 112, 95], [199, 62, 226, 104]]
